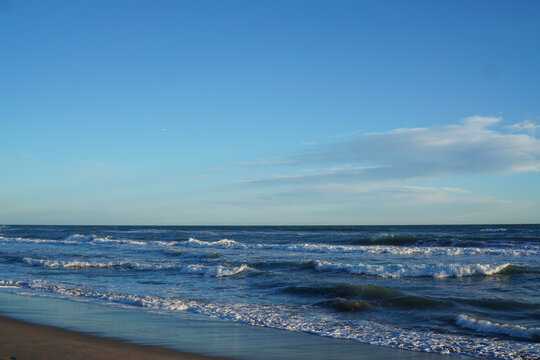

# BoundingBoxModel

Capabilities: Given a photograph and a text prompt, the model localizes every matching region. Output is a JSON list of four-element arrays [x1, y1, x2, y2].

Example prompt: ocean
[[0, 224, 538, 359]]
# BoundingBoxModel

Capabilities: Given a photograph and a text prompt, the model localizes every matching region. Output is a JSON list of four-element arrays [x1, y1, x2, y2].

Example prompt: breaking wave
[[23, 258, 251, 277], [178, 264, 251, 277], [0, 235, 79, 245], [311, 260, 519, 278], [456, 314, 540, 341], [261, 243, 539, 257], [184, 238, 247, 249]]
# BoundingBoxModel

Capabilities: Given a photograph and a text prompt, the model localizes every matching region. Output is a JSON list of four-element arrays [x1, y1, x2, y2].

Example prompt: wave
[[23, 258, 179, 270], [0, 280, 24, 288], [0, 235, 79, 245], [4, 234, 537, 257], [281, 282, 442, 309], [24, 258, 126, 269], [480, 228, 507, 232], [456, 298, 540, 311], [281, 283, 402, 299], [65, 234, 94, 241], [23, 258, 252, 277], [314, 295, 441, 311], [311, 260, 519, 278], [261, 242, 539, 257], [364, 234, 425, 246], [0, 253, 28, 264], [315, 298, 371, 312], [0, 234, 155, 247], [2, 279, 538, 359], [66, 234, 180, 247], [178, 264, 251, 277], [67, 234, 150, 246], [456, 314, 540, 341], [184, 238, 247, 249]]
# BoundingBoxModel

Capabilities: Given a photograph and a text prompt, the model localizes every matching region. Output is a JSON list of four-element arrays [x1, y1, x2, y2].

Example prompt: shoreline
[[0, 314, 227, 360], [0, 289, 469, 360], [0, 291, 468, 360]]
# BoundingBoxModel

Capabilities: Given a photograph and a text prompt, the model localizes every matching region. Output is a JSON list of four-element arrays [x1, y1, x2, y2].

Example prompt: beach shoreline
[[0, 290, 468, 360], [0, 314, 227, 360]]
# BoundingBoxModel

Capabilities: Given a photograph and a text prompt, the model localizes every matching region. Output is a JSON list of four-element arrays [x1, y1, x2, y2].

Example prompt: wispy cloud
[[311, 184, 470, 196], [507, 120, 540, 134], [244, 116, 540, 185], [213, 181, 533, 224]]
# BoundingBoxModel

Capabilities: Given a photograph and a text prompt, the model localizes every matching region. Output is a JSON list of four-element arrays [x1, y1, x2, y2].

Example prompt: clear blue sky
[[1, 0, 539, 225]]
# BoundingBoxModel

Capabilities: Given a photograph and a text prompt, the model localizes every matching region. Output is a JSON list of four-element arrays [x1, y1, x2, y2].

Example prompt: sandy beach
[[0, 315, 226, 360]]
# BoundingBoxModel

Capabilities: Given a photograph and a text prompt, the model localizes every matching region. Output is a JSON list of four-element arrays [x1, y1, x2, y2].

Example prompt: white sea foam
[[22, 257, 250, 276], [185, 238, 247, 249], [95, 237, 178, 247], [480, 228, 507, 232], [153, 241, 179, 247], [456, 314, 540, 340], [23, 258, 182, 270], [312, 260, 513, 278], [3, 279, 538, 360], [0, 235, 79, 245], [65, 234, 178, 247], [178, 264, 251, 277], [0, 234, 151, 247], [24, 258, 126, 269], [66, 234, 94, 241], [0, 280, 23, 288], [86, 236, 147, 246], [0, 234, 136, 246], [258, 242, 539, 257]]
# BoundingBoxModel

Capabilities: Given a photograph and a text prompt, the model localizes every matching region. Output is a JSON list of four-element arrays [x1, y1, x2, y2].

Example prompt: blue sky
[[1, 0, 539, 225]]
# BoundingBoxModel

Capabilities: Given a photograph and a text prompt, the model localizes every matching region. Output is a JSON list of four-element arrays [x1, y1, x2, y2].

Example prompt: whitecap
[[260, 243, 538, 257], [0, 235, 78, 245], [312, 260, 514, 278], [22, 257, 250, 276], [24, 258, 124, 268], [185, 238, 247, 249], [179, 264, 252, 277], [456, 314, 540, 340]]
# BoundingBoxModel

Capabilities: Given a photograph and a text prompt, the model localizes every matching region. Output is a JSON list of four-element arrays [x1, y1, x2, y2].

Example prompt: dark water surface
[[0, 225, 538, 359]]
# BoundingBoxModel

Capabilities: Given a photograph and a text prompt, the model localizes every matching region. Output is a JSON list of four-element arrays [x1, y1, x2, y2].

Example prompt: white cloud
[[246, 116, 540, 185], [506, 120, 539, 133], [307, 184, 471, 203]]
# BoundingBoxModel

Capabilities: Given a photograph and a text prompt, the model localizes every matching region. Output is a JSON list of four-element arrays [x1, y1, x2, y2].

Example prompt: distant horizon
[[3, 223, 539, 227]]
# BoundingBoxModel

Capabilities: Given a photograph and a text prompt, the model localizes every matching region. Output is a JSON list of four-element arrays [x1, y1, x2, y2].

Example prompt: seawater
[[0, 225, 538, 359]]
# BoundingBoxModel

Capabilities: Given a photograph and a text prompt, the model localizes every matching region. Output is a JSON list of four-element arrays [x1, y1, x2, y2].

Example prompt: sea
[[0, 224, 538, 360]]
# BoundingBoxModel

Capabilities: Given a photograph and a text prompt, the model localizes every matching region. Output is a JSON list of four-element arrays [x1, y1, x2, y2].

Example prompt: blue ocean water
[[0, 224, 538, 359]]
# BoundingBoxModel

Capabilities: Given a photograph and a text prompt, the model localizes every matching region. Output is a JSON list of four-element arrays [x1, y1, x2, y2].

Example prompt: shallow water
[[0, 292, 463, 360], [0, 225, 538, 359]]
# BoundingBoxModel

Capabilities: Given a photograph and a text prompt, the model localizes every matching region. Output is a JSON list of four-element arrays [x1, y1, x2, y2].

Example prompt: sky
[[1, 0, 540, 225]]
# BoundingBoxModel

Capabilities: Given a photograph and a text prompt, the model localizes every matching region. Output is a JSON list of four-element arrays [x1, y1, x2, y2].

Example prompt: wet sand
[[0, 315, 227, 360]]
